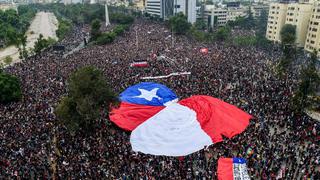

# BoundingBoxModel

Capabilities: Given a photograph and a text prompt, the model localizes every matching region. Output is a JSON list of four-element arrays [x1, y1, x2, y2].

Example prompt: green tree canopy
[[194, 19, 207, 31], [34, 34, 56, 54], [110, 13, 134, 24], [292, 51, 320, 112], [56, 18, 72, 40], [214, 26, 231, 41], [0, 72, 22, 104], [169, 12, 191, 35], [55, 66, 116, 133], [96, 32, 116, 45], [280, 24, 296, 45], [90, 19, 101, 41]]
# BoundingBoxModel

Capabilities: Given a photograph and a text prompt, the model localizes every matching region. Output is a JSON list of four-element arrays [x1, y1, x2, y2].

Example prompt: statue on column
[[105, 3, 110, 27]]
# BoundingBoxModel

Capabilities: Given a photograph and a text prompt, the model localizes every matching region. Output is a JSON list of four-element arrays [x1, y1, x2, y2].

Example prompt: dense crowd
[[0, 18, 319, 179]]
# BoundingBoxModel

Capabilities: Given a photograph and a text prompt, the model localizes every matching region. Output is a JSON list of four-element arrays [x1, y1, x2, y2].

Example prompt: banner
[[141, 72, 191, 80], [130, 61, 148, 67], [218, 158, 250, 180]]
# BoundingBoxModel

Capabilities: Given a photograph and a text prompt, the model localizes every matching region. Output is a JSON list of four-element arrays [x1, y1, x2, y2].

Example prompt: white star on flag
[[135, 88, 161, 101]]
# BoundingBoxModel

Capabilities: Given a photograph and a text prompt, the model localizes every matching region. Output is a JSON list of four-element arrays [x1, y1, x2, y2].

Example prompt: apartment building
[[204, 5, 228, 27], [266, 1, 320, 53], [305, 3, 320, 52], [266, 3, 288, 43], [252, 4, 269, 18], [145, 0, 161, 17], [227, 7, 247, 22], [145, 0, 196, 23], [285, 3, 313, 47]]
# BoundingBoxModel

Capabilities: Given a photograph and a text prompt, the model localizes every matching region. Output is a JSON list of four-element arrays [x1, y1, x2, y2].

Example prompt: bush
[[0, 72, 22, 103], [96, 32, 116, 45]]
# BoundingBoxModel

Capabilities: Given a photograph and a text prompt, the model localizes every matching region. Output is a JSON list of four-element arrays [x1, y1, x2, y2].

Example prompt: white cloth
[[130, 103, 212, 156]]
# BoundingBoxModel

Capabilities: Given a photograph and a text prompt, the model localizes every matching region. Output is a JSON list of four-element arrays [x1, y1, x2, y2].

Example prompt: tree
[[110, 13, 134, 25], [188, 26, 208, 42], [194, 19, 206, 31], [0, 72, 22, 103], [112, 25, 125, 36], [56, 19, 72, 40], [255, 9, 269, 48], [33, 34, 55, 55], [214, 26, 230, 41], [55, 66, 116, 133], [277, 24, 297, 75], [169, 12, 191, 35], [90, 19, 101, 41], [246, 6, 255, 29], [36, 35, 55, 54], [280, 24, 296, 45], [3, 56, 12, 65], [292, 51, 320, 113], [96, 32, 116, 45]]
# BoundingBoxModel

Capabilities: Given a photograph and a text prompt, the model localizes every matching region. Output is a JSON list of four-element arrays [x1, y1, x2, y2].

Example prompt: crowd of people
[[0, 18, 319, 179]]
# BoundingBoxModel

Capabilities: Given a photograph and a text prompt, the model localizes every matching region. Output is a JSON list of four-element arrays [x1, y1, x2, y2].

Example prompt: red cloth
[[179, 95, 251, 142], [217, 158, 234, 180], [200, 48, 208, 54], [109, 102, 164, 131]]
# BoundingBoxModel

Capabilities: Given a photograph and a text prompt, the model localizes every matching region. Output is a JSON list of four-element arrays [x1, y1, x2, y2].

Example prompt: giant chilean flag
[[110, 82, 252, 156], [217, 158, 250, 180]]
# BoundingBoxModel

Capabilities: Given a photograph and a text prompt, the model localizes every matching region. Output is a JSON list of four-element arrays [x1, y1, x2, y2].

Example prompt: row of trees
[[168, 7, 269, 47], [90, 13, 134, 45], [168, 13, 269, 47], [28, 3, 105, 25], [0, 7, 36, 48]]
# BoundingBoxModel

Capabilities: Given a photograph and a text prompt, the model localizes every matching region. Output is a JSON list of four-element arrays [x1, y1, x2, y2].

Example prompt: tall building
[[145, 0, 196, 23], [252, 4, 269, 18], [285, 3, 313, 46], [205, 5, 228, 27], [266, 3, 289, 42], [305, 2, 320, 52], [266, 0, 320, 53], [227, 6, 247, 22]]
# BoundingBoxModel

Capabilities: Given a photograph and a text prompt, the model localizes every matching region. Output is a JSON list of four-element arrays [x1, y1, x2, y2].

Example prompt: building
[[0, 2, 16, 11], [205, 5, 228, 27], [280, 0, 299, 3], [145, 0, 161, 17], [145, 0, 196, 23], [285, 3, 313, 47], [266, 3, 289, 42], [227, 6, 247, 22], [252, 4, 269, 18], [305, 2, 320, 52], [266, 0, 320, 53], [226, 1, 240, 8]]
